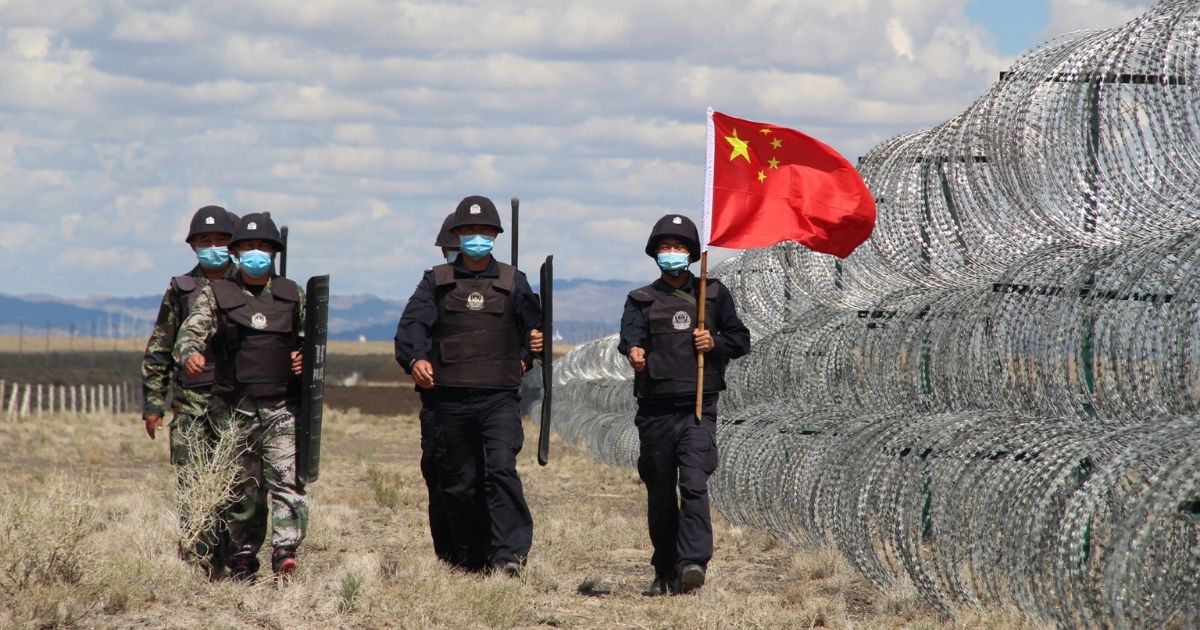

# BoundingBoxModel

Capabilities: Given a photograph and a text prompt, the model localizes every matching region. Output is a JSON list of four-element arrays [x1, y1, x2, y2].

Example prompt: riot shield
[[297, 274, 329, 484], [537, 255, 553, 466]]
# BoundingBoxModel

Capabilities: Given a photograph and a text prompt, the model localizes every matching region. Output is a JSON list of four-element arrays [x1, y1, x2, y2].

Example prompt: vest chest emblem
[[251, 313, 268, 330], [466, 292, 486, 311], [672, 311, 692, 330]]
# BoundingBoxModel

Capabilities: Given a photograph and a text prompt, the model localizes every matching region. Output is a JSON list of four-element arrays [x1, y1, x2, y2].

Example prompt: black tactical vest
[[431, 263, 523, 389], [630, 279, 726, 399], [210, 277, 300, 399], [171, 275, 215, 389]]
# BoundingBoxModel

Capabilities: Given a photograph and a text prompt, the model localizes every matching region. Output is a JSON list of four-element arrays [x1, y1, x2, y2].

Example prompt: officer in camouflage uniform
[[174, 212, 309, 581], [141, 205, 237, 575]]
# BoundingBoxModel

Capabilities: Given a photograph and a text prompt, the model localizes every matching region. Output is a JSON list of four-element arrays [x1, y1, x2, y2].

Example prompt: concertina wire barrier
[[535, 1, 1200, 626]]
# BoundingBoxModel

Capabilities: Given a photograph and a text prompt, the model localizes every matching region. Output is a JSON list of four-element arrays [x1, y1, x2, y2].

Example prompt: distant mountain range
[[0, 278, 641, 344]]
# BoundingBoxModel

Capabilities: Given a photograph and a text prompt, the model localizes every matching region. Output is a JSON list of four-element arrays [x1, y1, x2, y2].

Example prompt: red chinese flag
[[703, 109, 876, 258]]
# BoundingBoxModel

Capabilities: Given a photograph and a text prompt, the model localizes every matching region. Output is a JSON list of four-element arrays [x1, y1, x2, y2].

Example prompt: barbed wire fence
[[539, 1, 1200, 626]]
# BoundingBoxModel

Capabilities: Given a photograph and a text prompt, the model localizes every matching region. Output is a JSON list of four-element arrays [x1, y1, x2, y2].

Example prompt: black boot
[[643, 574, 672, 596], [675, 564, 705, 594], [228, 554, 260, 582]]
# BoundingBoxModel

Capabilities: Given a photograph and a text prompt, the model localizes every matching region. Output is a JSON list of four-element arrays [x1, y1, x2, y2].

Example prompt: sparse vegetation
[[0, 400, 1039, 628], [174, 413, 247, 565]]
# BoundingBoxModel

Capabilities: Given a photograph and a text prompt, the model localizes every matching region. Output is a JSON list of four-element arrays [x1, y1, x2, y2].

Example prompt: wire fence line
[[540, 1, 1200, 626]]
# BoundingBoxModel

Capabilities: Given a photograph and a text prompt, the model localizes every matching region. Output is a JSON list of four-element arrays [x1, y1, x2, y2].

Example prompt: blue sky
[[966, 0, 1051, 55], [0, 0, 1154, 299]]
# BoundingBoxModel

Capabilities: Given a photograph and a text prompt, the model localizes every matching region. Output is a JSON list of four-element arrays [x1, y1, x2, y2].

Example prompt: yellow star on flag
[[770, 138, 783, 150], [768, 157, 780, 169], [757, 170, 767, 183], [725, 129, 751, 163], [759, 128, 772, 135]]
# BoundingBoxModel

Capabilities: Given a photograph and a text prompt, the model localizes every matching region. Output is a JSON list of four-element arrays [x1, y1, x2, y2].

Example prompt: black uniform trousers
[[418, 390, 456, 564], [634, 394, 719, 579], [432, 387, 533, 569]]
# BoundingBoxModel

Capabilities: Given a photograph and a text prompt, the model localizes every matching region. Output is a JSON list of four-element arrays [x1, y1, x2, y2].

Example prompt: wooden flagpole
[[694, 251, 708, 421]]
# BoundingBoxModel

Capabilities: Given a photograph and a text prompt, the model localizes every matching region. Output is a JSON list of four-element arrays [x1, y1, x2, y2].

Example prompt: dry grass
[[0, 334, 146, 353], [0, 405, 1039, 629], [175, 414, 247, 563]]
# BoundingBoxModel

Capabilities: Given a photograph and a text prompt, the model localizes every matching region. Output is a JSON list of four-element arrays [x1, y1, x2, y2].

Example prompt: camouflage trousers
[[168, 410, 228, 569], [208, 395, 309, 566]]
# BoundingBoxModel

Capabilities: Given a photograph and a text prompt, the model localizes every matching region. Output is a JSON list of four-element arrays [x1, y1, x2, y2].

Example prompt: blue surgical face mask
[[657, 252, 691, 276], [460, 234, 495, 260], [196, 246, 230, 270], [237, 249, 273, 278], [446, 250, 460, 264]]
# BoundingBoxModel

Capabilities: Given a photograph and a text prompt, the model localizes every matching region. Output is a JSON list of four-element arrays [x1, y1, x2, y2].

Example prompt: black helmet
[[645, 214, 701, 262], [445, 195, 504, 233], [185, 205, 236, 243], [230, 212, 284, 251], [434, 212, 458, 248], [226, 210, 240, 227]]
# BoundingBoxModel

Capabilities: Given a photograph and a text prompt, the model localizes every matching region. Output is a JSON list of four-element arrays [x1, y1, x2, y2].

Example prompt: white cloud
[[1044, 0, 1153, 35], [886, 18, 917, 61], [0, 0, 1164, 298], [59, 246, 154, 272], [0, 222, 39, 250], [110, 10, 201, 43]]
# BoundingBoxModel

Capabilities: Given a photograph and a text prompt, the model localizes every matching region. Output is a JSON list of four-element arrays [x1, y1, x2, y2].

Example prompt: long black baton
[[537, 255, 553, 466], [279, 225, 289, 277], [511, 197, 519, 268]]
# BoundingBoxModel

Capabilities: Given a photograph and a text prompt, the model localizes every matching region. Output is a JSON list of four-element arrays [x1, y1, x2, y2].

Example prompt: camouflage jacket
[[141, 265, 227, 419], [174, 275, 306, 381]]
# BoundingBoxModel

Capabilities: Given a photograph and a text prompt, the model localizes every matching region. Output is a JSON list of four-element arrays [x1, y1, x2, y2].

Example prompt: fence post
[[36, 384, 43, 417], [0, 380, 5, 415], [20, 384, 31, 419], [48, 385, 55, 415], [5, 384, 16, 421]]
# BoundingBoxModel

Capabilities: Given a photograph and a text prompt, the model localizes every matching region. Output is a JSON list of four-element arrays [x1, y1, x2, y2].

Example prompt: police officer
[[416, 212, 462, 564], [395, 195, 543, 575], [141, 205, 237, 576], [617, 214, 750, 595], [174, 212, 308, 581]]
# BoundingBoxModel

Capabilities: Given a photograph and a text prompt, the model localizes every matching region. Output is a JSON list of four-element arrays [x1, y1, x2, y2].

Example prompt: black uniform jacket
[[394, 257, 542, 377], [617, 272, 750, 398]]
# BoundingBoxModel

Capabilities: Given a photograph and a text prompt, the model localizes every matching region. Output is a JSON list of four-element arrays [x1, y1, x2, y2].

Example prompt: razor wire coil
[[543, 1, 1200, 626]]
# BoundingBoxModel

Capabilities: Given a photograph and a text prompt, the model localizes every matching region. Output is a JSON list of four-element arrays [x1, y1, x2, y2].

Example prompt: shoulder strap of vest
[[211, 279, 246, 310], [672, 288, 697, 307], [171, 275, 198, 293], [271, 277, 301, 303], [629, 284, 656, 303], [433, 264, 456, 287], [494, 262, 516, 291]]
